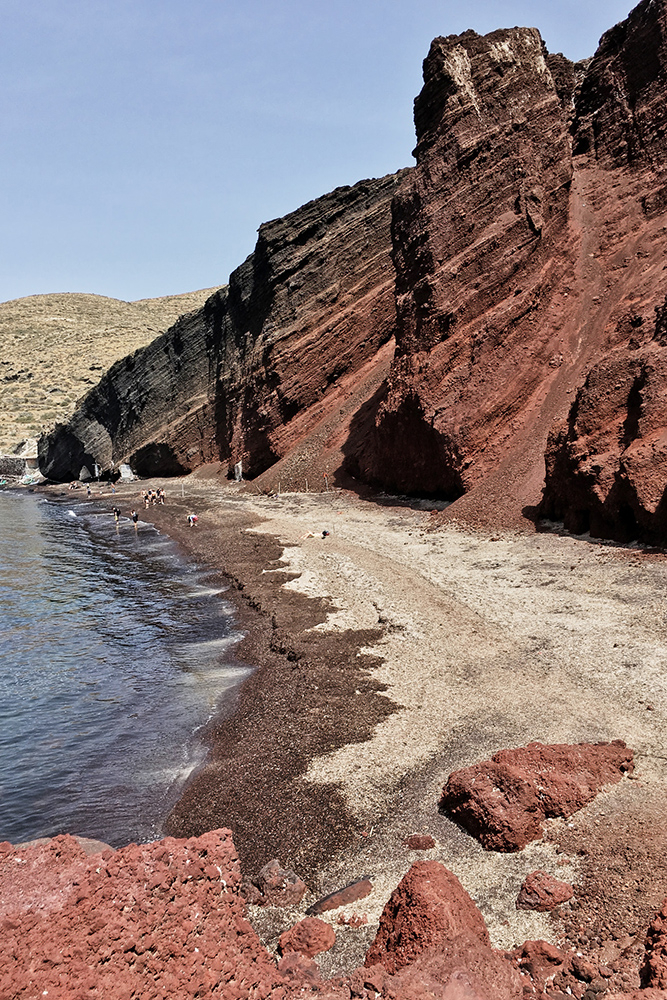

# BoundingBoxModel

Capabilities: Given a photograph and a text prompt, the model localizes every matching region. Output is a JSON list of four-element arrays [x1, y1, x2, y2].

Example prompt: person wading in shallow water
[[130, 509, 139, 528], [113, 507, 121, 524]]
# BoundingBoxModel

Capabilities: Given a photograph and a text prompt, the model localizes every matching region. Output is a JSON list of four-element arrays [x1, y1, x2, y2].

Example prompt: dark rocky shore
[[144, 483, 397, 881]]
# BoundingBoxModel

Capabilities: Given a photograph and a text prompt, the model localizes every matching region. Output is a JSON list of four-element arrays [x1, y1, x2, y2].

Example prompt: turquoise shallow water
[[0, 491, 249, 847]]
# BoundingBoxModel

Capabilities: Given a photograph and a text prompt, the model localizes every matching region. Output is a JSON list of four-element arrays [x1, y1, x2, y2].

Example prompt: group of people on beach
[[141, 488, 165, 508]]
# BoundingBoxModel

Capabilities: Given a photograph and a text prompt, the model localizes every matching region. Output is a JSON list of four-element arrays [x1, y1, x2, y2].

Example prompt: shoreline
[[44, 479, 399, 883], [37, 475, 667, 968]]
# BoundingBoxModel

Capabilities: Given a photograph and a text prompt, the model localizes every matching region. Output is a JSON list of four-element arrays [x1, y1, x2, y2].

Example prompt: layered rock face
[[40, 0, 667, 539], [0, 288, 220, 456], [40, 174, 404, 482], [345, 26, 576, 502], [348, 0, 667, 533], [538, 0, 667, 542]]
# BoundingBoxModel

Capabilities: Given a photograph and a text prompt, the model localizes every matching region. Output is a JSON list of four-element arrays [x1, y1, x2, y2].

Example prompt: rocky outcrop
[[0, 829, 286, 999], [3, 827, 665, 999], [536, 0, 667, 541], [540, 302, 667, 543], [38, 0, 667, 537], [347, 0, 667, 531], [39, 174, 404, 483], [344, 24, 576, 507], [570, 0, 667, 170], [440, 741, 634, 851]]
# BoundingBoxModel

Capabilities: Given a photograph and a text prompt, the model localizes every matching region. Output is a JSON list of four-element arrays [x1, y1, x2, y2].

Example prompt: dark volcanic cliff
[[40, 173, 404, 483], [41, 0, 667, 543]]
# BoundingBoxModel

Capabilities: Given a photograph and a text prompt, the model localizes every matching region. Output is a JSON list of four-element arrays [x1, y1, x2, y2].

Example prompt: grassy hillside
[[0, 288, 222, 454]]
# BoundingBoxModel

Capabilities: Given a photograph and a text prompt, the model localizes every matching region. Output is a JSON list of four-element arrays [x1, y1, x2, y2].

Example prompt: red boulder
[[440, 741, 633, 851], [279, 916, 336, 958], [365, 860, 521, 999], [516, 871, 574, 911]]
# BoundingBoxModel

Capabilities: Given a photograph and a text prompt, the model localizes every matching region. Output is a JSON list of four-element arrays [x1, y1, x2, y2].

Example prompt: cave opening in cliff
[[130, 443, 189, 478], [343, 389, 465, 503]]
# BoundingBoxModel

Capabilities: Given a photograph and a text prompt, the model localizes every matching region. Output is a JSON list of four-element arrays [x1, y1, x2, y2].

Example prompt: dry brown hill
[[0, 288, 222, 454]]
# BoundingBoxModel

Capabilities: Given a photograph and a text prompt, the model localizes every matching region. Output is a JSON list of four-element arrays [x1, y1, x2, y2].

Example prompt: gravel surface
[[61, 478, 667, 983]]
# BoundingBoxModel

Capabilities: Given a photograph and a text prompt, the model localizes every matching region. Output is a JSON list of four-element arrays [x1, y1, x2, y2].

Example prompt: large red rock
[[346, 0, 667, 533], [365, 860, 521, 999], [515, 871, 574, 911], [278, 916, 336, 958], [345, 23, 574, 511], [440, 741, 633, 851]]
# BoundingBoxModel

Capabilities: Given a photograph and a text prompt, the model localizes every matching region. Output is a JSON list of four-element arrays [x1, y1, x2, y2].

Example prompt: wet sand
[[53, 476, 667, 968]]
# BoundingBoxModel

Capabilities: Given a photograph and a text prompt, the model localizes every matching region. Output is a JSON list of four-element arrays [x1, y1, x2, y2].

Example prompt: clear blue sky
[[1, 0, 632, 303]]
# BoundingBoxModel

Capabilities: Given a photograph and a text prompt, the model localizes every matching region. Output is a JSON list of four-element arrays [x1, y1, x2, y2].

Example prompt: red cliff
[[40, 0, 667, 542]]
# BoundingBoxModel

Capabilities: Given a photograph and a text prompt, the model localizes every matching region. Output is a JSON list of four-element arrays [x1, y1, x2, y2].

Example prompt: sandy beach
[[61, 475, 667, 974]]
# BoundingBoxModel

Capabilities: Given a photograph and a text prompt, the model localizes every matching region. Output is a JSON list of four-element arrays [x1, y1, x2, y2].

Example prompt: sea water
[[0, 491, 250, 847]]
